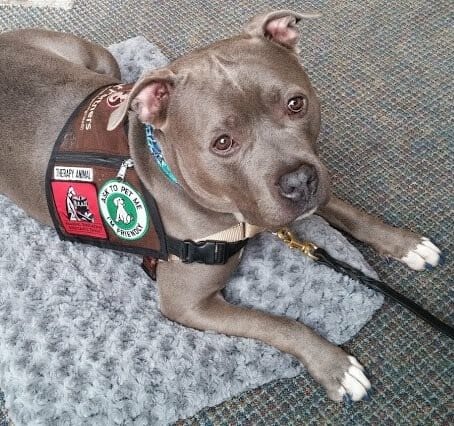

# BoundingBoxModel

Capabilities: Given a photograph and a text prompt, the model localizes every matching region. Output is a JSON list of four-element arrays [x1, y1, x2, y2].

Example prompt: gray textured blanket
[[0, 37, 383, 425]]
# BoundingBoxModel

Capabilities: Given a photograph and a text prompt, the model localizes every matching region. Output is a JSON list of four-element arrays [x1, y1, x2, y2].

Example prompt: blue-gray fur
[[0, 37, 382, 425]]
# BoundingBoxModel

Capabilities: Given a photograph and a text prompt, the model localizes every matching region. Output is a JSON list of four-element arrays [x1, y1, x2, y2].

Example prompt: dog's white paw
[[337, 356, 371, 402], [399, 237, 441, 271]]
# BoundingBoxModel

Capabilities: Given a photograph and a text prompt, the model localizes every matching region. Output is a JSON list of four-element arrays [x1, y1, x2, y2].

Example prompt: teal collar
[[145, 124, 179, 185]]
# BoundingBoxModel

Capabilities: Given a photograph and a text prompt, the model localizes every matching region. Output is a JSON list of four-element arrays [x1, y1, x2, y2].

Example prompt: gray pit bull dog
[[0, 10, 441, 402]]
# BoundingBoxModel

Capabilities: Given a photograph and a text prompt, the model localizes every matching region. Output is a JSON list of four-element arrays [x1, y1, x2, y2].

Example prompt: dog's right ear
[[243, 9, 321, 52], [107, 68, 175, 131]]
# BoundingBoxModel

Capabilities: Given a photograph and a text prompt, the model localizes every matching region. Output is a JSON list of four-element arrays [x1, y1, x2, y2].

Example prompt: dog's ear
[[243, 9, 321, 52], [107, 68, 175, 131]]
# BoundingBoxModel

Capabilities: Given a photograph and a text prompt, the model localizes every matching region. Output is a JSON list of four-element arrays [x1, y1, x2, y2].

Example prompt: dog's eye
[[213, 135, 235, 152], [287, 96, 307, 114]]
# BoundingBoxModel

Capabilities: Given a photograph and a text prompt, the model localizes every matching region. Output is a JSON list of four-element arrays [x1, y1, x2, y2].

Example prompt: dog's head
[[113, 197, 124, 207], [109, 10, 330, 229]]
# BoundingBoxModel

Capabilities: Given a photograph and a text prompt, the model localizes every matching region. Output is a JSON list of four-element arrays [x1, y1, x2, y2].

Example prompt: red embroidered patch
[[51, 181, 107, 239]]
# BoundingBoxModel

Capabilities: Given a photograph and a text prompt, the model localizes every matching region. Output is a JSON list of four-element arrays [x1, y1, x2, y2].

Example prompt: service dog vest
[[45, 83, 169, 260], [46, 84, 248, 272]]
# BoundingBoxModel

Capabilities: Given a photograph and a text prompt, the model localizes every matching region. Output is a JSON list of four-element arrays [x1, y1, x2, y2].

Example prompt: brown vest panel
[[45, 84, 167, 260]]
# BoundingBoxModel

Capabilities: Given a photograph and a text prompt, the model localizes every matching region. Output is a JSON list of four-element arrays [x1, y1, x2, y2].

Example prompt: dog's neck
[[127, 114, 246, 241]]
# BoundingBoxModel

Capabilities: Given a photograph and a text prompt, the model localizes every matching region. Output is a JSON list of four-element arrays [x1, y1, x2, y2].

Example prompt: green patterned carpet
[[0, 0, 452, 424]]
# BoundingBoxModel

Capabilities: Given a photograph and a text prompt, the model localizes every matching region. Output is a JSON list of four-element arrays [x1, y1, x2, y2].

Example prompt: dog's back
[[0, 29, 120, 224]]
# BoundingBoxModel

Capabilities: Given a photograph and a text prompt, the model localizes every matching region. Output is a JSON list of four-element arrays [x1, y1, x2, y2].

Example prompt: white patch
[[98, 180, 149, 241], [338, 356, 370, 401], [233, 212, 246, 222], [348, 355, 364, 370], [296, 207, 317, 221], [237, 248, 245, 260], [0, 0, 74, 9], [400, 238, 441, 270], [421, 238, 441, 253], [54, 166, 93, 182]]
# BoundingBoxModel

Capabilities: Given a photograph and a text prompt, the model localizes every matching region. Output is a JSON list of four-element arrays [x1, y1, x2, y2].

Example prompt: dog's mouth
[[236, 188, 327, 230], [274, 195, 320, 226]]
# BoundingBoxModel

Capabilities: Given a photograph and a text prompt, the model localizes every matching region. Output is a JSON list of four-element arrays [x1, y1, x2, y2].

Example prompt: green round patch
[[98, 180, 149, 241]]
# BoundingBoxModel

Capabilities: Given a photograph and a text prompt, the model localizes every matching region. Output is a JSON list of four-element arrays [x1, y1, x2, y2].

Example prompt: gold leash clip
[[276, 228, 319, 260]]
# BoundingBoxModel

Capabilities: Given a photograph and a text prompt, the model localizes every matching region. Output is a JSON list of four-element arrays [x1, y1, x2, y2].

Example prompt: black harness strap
[[166, 236, 249, 265]]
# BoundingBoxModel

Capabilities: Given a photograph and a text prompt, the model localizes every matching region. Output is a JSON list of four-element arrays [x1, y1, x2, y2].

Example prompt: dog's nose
[[278, 164, 318, 202]]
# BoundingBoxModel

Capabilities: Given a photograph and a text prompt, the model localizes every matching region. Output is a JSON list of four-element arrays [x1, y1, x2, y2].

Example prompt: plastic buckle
[[180, 240, 226, 264]]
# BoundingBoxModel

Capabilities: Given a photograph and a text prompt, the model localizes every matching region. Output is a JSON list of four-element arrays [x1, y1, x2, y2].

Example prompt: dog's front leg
[[157, 258, 370, 402], [317, 196, 441, 270]]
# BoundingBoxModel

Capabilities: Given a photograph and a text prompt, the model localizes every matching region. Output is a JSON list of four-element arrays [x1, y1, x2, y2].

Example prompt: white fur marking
[[348, 355, 364, 370], [347, 365, 371, 390], [421, 239, 441, 254], [414, 243, 440, 266], [400, 238, 441, 269], [338, 356, 369, 401], [400, 250, 426, 271], [296, 207, 317, 221], [342, 369, 369, 401], [338, 385, 346, 398], [233, 212, 246, 222]]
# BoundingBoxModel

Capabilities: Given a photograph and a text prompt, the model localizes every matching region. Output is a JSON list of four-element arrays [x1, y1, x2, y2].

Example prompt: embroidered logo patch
[[106, 90, 129, 108], [98, 180, 149, 241], [51, 181, 107, 239], [80, 84, 129, 131]]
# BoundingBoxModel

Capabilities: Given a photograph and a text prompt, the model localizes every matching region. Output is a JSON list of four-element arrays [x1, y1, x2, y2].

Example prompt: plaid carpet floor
[[0, 0, 452, 424]]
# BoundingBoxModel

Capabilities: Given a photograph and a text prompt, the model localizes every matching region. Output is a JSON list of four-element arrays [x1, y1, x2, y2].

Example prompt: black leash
[[276, 229, 454, 340]]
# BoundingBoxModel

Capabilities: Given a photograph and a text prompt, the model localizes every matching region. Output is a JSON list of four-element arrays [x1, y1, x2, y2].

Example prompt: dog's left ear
[[243, 9, 321, 52], [107, 68, 175, 131]]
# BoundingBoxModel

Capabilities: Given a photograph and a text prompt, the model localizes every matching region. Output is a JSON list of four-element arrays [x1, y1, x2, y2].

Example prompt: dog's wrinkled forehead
[[174, 37, 309, 94], [106, 10, 319, 132], [166, 39, 314, 134]]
